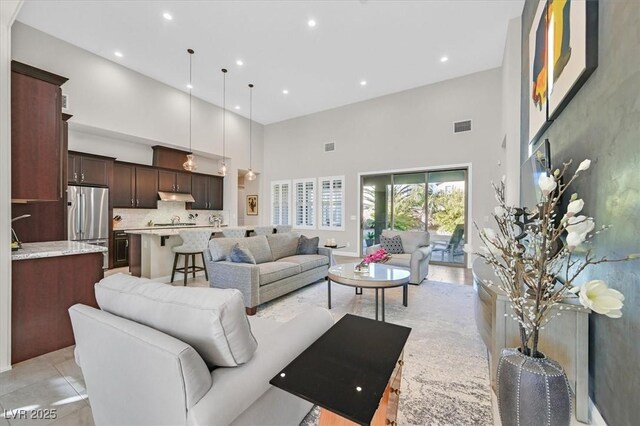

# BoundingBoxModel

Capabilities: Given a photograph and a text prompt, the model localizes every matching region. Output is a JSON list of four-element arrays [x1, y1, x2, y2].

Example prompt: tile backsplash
[[113, 201, 229, 229]]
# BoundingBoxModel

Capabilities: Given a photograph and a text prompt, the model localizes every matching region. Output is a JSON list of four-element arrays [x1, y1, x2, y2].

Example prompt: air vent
[[324, 142, 336, 152], [62, 94, 69, 110], [454, 120, 472, 133]]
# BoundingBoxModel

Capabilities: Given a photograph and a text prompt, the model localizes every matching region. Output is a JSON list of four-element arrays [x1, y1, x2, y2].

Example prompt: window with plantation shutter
[[319, 176, 345, 231], [271, 180, 291, 225], [293, 178, 316, 229]]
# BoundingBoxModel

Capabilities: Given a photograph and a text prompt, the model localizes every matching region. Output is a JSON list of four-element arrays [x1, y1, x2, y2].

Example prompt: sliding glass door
[[426, 170, 467, 265], [360, 168, 467, 266]]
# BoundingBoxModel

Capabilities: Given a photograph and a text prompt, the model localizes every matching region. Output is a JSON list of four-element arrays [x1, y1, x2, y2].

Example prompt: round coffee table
[[327, 262, 410, 322]]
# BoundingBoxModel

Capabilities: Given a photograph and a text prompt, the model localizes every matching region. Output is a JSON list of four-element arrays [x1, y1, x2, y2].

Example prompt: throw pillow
[[297, 235, 320, 255], [227, 243, 256, 264], [380, 235, 404, 254]]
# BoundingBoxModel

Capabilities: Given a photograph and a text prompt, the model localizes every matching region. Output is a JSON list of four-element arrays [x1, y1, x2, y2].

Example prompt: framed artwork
[[528, 0, 550, 143], [547, 0, 598, 119], [246, 195, 258, 216], [528, 0, 598, 143]]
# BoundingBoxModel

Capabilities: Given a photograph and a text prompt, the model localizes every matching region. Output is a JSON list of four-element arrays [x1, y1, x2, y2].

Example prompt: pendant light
[[245, 83, 256, 181], [218, 68, 228, 176], [183, 48, 198, 171]]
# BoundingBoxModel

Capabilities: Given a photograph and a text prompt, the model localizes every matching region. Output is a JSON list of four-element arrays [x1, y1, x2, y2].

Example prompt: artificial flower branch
[[474, 159, 637, 357]]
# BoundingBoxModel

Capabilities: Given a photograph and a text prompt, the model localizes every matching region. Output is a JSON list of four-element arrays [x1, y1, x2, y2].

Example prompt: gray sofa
[[69, 273, 334, 426], [204, 232, 330, 314], [366, 229, 432, 284]]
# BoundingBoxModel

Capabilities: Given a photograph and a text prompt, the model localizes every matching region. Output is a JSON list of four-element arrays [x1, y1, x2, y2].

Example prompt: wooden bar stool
[[171, 230, 211, 285], [222, 228, 247, 238]]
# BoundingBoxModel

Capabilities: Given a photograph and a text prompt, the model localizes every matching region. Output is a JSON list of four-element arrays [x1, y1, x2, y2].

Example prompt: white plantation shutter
[[319, 176, 345, 230], [293, 178, 316, 229], [271, 181, 291, 225]]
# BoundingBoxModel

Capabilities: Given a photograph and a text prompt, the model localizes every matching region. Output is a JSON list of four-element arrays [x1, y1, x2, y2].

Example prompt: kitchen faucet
[[170, 215, 181, 225]]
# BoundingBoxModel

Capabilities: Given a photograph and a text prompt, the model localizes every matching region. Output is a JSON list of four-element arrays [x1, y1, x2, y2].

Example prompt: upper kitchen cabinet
[[112, 162, 135, 208], [191, 174, 223, 210], [158, 169, 192, 193], [68, 152, 112, 187], [113, 163, 158, 209], [11, 61, 68, 202], [134, 166, 158, 209]]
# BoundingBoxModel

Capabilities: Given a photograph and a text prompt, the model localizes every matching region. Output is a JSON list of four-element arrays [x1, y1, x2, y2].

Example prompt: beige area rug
[[256, 278, 493, 425]]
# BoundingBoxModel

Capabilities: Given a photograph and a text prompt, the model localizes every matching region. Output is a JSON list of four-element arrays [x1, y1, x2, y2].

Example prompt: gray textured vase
[[497, 348, 572, 426]]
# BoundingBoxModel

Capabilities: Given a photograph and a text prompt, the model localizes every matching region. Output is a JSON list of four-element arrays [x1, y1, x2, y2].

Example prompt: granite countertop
[[114, 224, 229, 231], [125, 226, 250, 237], [12, 241, 108, 261]]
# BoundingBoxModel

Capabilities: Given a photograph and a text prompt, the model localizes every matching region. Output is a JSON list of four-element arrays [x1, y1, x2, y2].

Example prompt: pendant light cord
[[222, 69, 227, 163], [188, 49, 193, 153], [249, 84, 254, 170]]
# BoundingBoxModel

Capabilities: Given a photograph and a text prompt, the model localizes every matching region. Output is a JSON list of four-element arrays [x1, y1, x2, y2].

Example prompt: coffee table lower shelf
[[318, 353, 404, 426]]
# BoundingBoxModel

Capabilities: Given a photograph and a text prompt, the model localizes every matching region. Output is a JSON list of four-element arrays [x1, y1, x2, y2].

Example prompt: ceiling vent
[[453, 120, 472, 133], [324, 142, 336, 152]]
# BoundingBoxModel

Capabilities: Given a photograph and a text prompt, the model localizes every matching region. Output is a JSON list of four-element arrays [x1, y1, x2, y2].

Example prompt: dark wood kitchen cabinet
[[112, 162, 135, 208], [158, 169, 192, 193], [191, 174, 223, 210], [113, 163, 158, 209], [134, 166, 159, 208], [11, 61, 68, 202], [112, 230, 129, 268], [68, 152, 111, 186]]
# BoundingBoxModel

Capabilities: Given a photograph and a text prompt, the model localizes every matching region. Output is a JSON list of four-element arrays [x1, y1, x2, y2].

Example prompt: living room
[[1, 1, 638, 425]]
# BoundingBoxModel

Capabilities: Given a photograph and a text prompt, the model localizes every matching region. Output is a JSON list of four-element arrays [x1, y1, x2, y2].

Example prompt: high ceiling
[[17, 1, 524, 124]]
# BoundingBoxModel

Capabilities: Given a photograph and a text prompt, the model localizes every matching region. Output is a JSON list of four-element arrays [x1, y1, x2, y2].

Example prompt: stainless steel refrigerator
[[67, 185, 109, 269]]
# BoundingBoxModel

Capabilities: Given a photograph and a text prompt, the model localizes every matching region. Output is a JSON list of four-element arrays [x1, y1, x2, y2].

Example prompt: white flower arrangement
[[476, 159, 637, 358]]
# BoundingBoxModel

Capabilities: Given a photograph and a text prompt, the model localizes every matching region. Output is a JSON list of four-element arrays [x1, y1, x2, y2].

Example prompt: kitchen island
[[11, 241, 107, 363], [125, 226, 255, 280]]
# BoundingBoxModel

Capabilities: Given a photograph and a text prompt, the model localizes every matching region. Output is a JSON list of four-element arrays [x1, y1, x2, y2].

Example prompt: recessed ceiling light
[[360, 80, 367, 86], [282, 89, 289, 94], [236, 60, 244, 66], [308, 19, 317, 28], [235, 105, 241, 110], [114, 51, 123, 58], [440, 56, 449, 63], [163, 12, 173, 21], [186, 84, 193, 89]]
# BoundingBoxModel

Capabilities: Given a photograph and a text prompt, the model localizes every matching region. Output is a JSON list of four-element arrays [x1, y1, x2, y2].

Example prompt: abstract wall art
[[528, 0, 598, 143]]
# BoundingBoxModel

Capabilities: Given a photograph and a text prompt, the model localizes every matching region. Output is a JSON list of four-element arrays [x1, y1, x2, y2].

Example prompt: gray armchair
[[366, 229, 432, 284]]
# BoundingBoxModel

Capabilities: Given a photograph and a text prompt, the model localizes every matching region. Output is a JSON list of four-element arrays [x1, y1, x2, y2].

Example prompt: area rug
[[256, 278, 493, 425]]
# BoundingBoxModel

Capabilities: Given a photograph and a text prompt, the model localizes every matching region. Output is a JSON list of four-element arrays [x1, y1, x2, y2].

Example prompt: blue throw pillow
[[296, 235, 319, 255], [227, 243, 256, 264]]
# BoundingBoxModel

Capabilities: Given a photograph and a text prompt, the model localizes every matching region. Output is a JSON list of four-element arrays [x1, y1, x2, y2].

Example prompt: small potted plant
[[365, 231, 375, 247]]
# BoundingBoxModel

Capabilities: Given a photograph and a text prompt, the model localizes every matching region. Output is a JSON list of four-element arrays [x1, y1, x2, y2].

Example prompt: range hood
[[158, 191, 195, 202]]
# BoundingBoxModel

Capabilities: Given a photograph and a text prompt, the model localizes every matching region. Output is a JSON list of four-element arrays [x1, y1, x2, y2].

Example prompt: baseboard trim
[[0, 364, 11, 373]]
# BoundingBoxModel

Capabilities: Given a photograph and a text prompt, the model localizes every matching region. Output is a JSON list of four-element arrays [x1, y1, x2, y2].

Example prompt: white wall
[[502, 17, 522, 205], [11, 22, 265, 225], [263, 68, 505, 258], [0, 0, 23, 373]]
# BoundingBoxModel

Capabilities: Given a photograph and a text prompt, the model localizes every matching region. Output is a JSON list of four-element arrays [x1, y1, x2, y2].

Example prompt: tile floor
[[0, 261, 473, 425]]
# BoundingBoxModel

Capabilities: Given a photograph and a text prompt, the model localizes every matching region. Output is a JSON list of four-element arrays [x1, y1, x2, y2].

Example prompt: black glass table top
[[269, 314, 411, 425]]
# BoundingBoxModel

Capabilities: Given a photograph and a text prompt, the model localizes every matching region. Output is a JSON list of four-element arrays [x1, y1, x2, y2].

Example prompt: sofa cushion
[[266, 232, 299, 260], [95, 273, 257, 369], [258, 262, 301, 286], [382, 230, 430, 254], [296, 235, 319, 255], [384, 253, 411, 268], [209, 235, 273, 264], [380, 235, 404, 254], [278, 254, 329, 272], [227, 243, 256, 264]]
